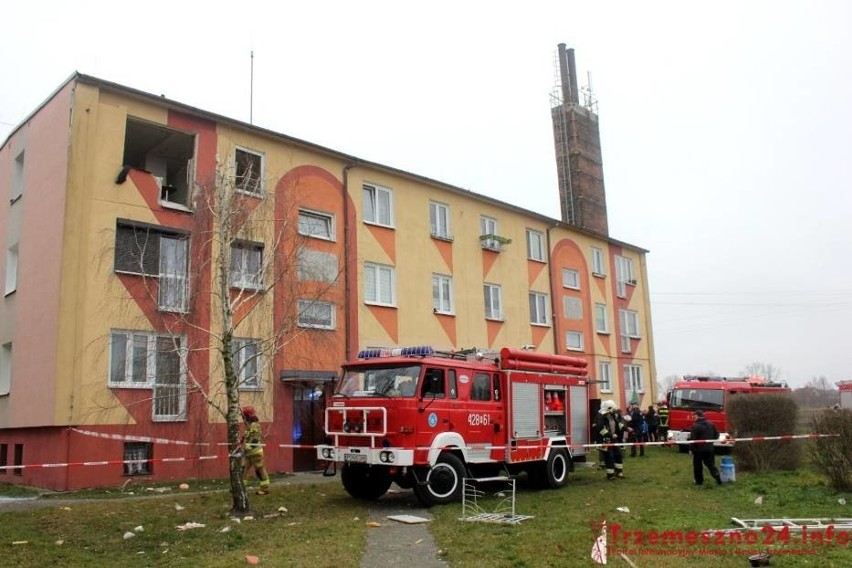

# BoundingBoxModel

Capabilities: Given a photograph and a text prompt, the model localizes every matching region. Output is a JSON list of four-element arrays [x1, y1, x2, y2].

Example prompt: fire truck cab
[[316, 346, 590, 506], [666, 375, 790, 452]]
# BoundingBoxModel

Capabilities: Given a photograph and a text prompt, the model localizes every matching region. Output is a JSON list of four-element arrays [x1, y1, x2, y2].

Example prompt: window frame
[[0, 342, 11, 396], [298, 208, 336, 241], [232, 337, 263, 390], [483, 283, 503, 321], [598, 361, 613, 392], [230, 241, 265, 291], [429, 201, 452, 240], [615, 255, 634, 298], [362, 183, 394, 227], [297, 299, 337, 330], [563, 295, 583, 320], [624, 364, 644, 393], [432, 273, 454, 315], [364, 262, 396, 306], [234, 146, 265, 195], [594, 303, 609, 334], [479, 215, 501, 250], [4, 243, 18, 296], [526, 229, 546, 262], [619, 309, 641, 338], [562, 268, 580, 289], [566, 330, 584, 352], [529, 291, 549, 326], [124, 442, 153, 476], [591, 246, 606, 276], [11, 149, 24, 203]]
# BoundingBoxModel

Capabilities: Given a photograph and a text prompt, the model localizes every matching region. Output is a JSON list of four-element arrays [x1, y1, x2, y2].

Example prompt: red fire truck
[[666, 376, 791, 452], [316, 346, 590, 506]]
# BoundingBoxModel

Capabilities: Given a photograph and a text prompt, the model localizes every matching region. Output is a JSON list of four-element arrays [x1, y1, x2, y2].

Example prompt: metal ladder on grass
[[730, 518, 852, 531]]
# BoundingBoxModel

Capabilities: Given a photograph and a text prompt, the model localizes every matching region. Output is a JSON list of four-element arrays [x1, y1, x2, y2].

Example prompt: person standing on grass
[[593, 400, 627, 480], [645, 405, 659, 442], [629, 404, 647, 457], [657, 400, 670, 442], [241, 405, 271, 495], [688, 410, 722, 486]]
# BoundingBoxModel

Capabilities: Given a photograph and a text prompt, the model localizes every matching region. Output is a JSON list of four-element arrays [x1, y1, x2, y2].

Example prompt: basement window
[[122, 117, 195, 209], [124, 442, 153, 475]]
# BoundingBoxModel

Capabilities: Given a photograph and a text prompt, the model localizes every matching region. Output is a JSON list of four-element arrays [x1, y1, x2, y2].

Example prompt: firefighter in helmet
[[657, 398, 670, 443], [240, 405, 271, 495], [593, 400, 626, 480]]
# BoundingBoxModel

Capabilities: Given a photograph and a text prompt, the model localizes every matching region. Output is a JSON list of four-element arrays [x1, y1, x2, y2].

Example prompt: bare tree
[[657, 374, 679, 398], [105, 156, 340, 514], [742, 362, 782, 381]]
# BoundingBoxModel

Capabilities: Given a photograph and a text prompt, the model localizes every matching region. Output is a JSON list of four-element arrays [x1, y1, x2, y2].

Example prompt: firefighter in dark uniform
[[657, 400, 670, 442], [593, 400, 626, 480]]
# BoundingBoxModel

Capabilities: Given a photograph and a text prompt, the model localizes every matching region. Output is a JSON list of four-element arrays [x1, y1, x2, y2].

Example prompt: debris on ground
[[617, 506, 630, 513], [123, 532, 136, 540], [174, 503, 185, 511], [245, 555, 260, 565], [175, 522, 206, 531]]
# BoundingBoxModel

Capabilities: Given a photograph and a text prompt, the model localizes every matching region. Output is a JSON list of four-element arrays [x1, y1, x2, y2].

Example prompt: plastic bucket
[[720, 456, 735, 483]]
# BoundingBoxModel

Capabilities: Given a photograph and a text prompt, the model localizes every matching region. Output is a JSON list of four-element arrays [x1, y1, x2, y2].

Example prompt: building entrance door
[[292, 383, 331, 471]]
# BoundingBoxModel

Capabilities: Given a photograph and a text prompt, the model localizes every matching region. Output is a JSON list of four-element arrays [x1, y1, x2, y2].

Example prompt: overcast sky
[[3, 1, 850, 388]]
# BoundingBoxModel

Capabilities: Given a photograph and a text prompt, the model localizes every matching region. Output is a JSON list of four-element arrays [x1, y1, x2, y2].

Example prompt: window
[[624, 364, 644, 392], [13, 444, 22, 476], [432, 274, 454, 314], [298, 209, 335, 240], [11, 150, 24, 202], [364, 262, 395, 306], [591, 246, 605, 276], [471, 372, 491, 401], [594, 303, 609, 333], [480, 216, 500, 251], [563, 296, 582, 320], [232, 338, 263, 389], [615, 255, 634, 298], [114, 223, 189, 312], [483, 283, 503, 321], [619, 309, 640, 337], [562, 268, 580, 289], [298, 249, 339, 283], [429, 201, 452, 240], [526, 229, 545, 262], [0, 444, 6, 475], [235, 147, 264, 194], [298, 300, 336, 330], [529, 292, 549, 325], [598, 361, 612, 392], [566, 331, 584, 351], [230, 242, 264, 290], [4, 243, 18, 296], [0, 342, 11, 396], [109, 331, 186, 421], [122, 118, 195, 208], [363, 183, 393, 227], [124, 442, 152, 476]]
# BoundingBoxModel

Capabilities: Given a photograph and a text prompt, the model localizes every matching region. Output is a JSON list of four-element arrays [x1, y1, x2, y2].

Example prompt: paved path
[[360, 487, 448, 568]]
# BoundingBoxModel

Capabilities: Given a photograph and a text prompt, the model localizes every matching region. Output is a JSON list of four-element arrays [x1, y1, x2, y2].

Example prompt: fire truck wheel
[[544, 448, 570, 489], [414, 452, 465, 506], [341, 463, 393, 501]]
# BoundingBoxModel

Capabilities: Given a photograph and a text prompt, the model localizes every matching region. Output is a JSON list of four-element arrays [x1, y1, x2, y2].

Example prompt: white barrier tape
[[1, 433, 836, 472]]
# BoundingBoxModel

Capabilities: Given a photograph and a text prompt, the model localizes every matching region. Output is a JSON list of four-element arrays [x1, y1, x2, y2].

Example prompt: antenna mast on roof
[[250, 51, 254, 125]]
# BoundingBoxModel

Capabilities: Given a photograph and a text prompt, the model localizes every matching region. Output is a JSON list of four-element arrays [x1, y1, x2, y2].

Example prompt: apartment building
[[0, 65, 654, 489]]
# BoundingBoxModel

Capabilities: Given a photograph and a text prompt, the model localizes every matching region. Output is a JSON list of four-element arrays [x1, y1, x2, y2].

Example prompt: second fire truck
[[317, 346, 590, 506]]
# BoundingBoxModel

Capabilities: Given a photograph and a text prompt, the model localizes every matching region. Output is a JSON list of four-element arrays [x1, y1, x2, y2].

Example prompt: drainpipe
[[341, 162, 359, 360]]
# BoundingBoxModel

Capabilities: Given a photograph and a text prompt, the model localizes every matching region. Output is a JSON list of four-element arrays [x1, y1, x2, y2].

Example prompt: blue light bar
[[357, 345, 435, 359]]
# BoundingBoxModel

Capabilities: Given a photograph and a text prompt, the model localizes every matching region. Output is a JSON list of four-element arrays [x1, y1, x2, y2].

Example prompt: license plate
[[344, 453, 367, 463]]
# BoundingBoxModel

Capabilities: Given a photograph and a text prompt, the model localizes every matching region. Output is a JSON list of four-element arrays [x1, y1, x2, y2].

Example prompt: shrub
[[728, 393, 801, 472], [809, 408, 852, 490]]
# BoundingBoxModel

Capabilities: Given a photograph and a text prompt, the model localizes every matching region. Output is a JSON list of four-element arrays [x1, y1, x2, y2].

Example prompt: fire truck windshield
[[670, 388, 724, 411], [335, 365, 421, 398]]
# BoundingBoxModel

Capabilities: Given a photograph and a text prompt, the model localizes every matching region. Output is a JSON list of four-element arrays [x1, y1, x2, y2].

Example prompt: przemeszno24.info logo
[[590, 520, 850, 564]]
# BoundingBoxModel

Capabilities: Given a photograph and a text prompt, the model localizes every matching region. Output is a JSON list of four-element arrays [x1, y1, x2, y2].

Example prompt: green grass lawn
[[1, 445, 851, 567]]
